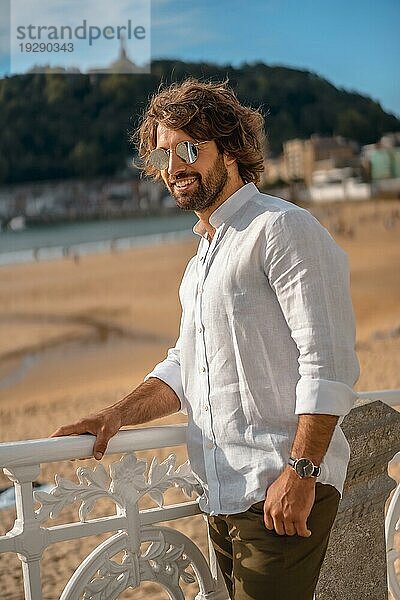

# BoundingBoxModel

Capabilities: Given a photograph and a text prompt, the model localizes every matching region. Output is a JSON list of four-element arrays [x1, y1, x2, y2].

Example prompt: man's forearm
[[111, 377, 181, 427], [51, 376, 181, 459], [264, 413, 339, 537], [290, 414, 339, 464]]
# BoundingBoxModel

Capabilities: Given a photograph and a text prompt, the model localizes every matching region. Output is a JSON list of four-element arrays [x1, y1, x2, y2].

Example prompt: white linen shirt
[[145, 182, 360, 515]]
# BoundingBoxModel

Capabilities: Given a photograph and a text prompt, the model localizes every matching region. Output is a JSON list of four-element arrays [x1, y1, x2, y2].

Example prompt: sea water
[[0, 213, 197, 265]]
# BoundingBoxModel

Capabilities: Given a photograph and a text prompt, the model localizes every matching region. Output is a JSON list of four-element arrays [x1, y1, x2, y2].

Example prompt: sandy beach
[[0, 198, 399, 599]]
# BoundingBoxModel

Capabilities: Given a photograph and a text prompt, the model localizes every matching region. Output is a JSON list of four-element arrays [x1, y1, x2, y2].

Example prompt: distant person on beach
[[52, 79, 359, 600]]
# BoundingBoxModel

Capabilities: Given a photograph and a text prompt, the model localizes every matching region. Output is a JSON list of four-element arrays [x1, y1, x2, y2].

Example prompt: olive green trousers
[[207, 483, 340, 600]]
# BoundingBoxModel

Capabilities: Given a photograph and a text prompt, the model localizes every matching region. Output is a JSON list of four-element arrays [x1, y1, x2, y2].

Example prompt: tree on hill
[[0, 60, 398, 184]]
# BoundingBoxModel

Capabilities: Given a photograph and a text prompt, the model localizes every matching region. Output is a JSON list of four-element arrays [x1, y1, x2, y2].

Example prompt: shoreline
[[2, 197, 399, 267], [0, 227, 194, 267]]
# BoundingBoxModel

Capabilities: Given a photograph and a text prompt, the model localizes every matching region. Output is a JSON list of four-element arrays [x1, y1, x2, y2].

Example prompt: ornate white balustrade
[[0, 425, 229, 600], [0, 388, 399, 600]]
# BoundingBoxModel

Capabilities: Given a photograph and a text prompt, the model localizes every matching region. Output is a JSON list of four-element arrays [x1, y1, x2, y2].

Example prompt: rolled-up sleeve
[[144, 336, 187, 414], [265, 208, 360, 416]]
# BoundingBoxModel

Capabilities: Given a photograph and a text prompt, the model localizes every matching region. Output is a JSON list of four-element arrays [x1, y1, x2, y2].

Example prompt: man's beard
[[168, 152, 228, 212]]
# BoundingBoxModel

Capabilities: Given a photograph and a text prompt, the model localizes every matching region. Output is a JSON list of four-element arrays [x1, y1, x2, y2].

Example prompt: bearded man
[[53, 78, 359, 600]]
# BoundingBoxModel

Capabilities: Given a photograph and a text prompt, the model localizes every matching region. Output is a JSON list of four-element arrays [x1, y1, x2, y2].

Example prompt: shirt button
[[204, 405, 209, 411], [201, 366, 206, 372], [198, 327, 203, 333], [207, 441, 214, 449]]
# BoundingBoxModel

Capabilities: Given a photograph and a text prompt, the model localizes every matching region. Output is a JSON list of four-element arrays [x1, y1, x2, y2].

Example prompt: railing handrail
[[356, 388, 400, 406], [0, 424, 188, 469]]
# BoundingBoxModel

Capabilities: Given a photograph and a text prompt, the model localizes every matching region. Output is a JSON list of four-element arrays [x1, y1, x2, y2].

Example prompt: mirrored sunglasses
[[148, 140, 208, 171]]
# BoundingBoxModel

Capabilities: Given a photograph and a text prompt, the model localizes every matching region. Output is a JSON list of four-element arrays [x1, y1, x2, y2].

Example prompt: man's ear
[[223, 152, 236, 167]]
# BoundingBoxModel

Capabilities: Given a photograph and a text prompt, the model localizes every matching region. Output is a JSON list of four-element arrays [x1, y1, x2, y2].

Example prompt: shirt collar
[[193, 182, 258, 238]]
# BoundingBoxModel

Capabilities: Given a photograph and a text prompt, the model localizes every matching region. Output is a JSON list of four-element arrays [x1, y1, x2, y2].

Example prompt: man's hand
[[50, 378, 181, 460], [263, 467, 316, 537], [50, 408, 122, 460]]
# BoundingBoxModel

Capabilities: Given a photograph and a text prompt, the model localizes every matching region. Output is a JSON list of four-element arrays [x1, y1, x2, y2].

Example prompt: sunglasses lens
[[148, 148, 169, 170], [148, 141, 201, 170], [176, 141, 198, 164]]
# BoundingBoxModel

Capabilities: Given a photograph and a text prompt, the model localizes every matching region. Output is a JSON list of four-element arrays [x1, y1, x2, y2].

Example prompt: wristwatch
[[288, 456, 321, 479]]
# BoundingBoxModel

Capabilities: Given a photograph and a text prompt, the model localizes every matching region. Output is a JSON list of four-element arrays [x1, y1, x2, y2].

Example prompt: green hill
[[0, 60, 399, 184]]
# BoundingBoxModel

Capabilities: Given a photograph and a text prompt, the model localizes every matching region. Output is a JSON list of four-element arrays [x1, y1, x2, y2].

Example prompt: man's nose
[[167, 150, 186, 177]]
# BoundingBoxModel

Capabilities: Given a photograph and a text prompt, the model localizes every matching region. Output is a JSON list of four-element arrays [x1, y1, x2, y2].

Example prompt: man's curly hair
[[135, 78, 266, 184]]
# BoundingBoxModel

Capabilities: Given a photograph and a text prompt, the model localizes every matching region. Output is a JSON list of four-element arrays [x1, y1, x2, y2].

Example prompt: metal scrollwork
[[34, 464, 120, 522], [34, 452, 201, 522], [60, 526, 216, 599], [69, 528, 199, 600], [33, 452, 219, 599]]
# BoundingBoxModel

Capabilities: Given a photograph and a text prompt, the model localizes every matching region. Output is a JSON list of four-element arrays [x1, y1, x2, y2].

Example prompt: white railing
[[0, 389, 399, 600], [0, 425, 229, 600]]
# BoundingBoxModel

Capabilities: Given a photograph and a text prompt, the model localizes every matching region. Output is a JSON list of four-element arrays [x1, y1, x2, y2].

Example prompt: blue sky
[[150, 0, 400, 117], [0, 0, 399, 117]]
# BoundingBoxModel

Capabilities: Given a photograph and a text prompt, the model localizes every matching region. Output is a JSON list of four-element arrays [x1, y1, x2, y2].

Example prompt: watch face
[[296, 458, 314, 478]]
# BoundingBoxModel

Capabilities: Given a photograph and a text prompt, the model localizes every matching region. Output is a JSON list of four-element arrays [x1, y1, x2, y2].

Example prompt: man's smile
[[174, 176, 197, 190], [170, 174, 199, 193]]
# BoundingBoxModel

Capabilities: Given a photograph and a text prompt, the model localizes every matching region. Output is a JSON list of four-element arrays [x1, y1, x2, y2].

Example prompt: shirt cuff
[[144, 363, 187, 414], [295, 378, 357, 416]]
